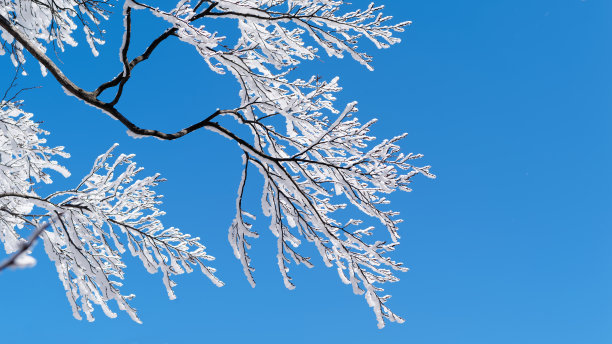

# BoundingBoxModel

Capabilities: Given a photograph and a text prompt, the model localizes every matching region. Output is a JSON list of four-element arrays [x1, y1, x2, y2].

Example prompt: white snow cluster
[[0, 101, 220, 322]]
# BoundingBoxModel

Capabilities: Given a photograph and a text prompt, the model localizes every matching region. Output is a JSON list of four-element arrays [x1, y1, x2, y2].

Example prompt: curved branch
[[93, 1, 218, 97], [0, 14, 98, 105], [93, 27, 175, 97], [0, 8, 227, 142]]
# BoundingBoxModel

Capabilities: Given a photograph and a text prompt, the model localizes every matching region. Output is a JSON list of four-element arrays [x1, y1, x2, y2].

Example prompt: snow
[[0, 0, 427, 329], [0, 102, 221, 322], [13, 253, 36, 268]]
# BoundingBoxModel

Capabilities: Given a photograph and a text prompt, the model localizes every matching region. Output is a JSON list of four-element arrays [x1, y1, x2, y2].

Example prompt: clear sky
[[1, 1, 611, 343]]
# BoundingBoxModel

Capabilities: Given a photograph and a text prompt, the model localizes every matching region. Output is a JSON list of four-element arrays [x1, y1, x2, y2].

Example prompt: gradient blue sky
[[1, 1, 611, 343]]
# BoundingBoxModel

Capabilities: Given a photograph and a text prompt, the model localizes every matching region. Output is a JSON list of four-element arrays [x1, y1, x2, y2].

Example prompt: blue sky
[[1, 1, 611, 343]]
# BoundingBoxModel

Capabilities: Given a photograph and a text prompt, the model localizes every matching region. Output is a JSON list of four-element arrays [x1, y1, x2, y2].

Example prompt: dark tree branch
[[1, 2, 364, 168], [0, 14, 102, 107], [0, 11, 227, 142], [93, 1, 218, 98], [108, 5, 133, 106], [113, 108, 225, 140]]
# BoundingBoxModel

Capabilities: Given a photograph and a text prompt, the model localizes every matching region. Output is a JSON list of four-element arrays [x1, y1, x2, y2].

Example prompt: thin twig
[[0, 212, 63, 272]]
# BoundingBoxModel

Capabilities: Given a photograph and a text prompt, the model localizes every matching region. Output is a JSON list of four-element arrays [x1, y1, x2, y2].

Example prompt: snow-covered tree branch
[[0, 100, 221, 322], [0, 0, 434, 328]]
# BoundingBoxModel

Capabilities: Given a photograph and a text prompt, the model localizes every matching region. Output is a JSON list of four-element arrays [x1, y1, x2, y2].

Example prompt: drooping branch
[[228, 153, 259, 287], [195, 99, 432, 327]]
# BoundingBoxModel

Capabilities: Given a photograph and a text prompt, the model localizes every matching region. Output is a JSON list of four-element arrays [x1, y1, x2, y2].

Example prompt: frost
[[0, 101, 220, 322], [0, 0, 429, 328]]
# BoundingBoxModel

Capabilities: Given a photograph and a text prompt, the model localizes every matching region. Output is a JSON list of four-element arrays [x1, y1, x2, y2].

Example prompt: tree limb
[[93, 1, 218, 97]]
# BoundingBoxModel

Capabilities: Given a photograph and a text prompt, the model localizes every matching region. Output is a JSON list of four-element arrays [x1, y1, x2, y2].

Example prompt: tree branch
[[0, 213, 62, 272], [0, 14, 98, 105], [108, 5, 133, 106], [93, 1, 218, 98]]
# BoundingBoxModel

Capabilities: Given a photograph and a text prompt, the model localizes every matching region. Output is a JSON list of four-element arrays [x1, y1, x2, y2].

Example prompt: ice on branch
[[221, 97, 435, 328], [0, 101, 221, 322], [1, 0, 431, 328]]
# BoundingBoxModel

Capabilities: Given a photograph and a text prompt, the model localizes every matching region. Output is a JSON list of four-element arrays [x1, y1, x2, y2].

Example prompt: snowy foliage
[[0, 101, 220, 322], [0, 0, 108, 59], [0, 0, 434, 328]]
